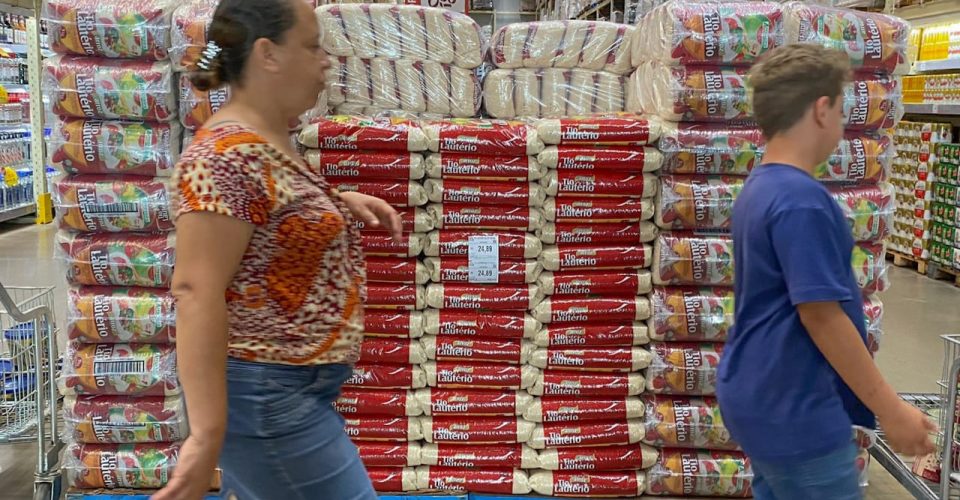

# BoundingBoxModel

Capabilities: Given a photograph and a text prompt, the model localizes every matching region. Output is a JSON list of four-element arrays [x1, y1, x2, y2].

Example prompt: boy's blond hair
[[748, 44, 851, 139]]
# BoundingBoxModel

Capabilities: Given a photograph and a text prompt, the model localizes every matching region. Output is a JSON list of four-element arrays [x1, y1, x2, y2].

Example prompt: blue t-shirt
[[716, 163, 874, 463]]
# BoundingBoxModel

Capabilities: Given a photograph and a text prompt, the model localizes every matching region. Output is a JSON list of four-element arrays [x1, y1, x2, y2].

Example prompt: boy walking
[[716, 44, 936, 499]]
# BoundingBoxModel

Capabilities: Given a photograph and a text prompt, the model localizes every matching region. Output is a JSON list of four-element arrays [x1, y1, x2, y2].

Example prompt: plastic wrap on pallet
[[652, 233, 734, 287], [344, 416, 423, 442], [54, 176, 174, 233], [648, 286, 734, 343], [368, 467, 419, 492], [831, 183, 895, 242], [316, 4, 483, 69], [539, 243, 653, 272], [523, 397, 646, 423], [357, 442, 423, 467], [59, 343, 179, 397], [430, 204, 545, 231], [423, 119, 544, 156], [57, 232, 176, 288], [424, 179, 546, 207], [483, 68, 626, 119], [630, 63, 903, 130], [421, 416, 535, 444], [366, 257, 430, 285], [44, 56, 176, 122], [632, 1, 784, 67], [655, 176, 744, 231], [326, 57, 480, 118], [363, 232, 426, 258], [365, 284, 425, 310], [345, 363, 428, 389], [529, 420, 645, 449], [170, 0, 215, 70], [359, 337, 427, 364], [543, 197, 655, 224], [783, 1, 910, 74], [357, 207, 433, 233], [657, 123, 764, 176], [67, 287, 175, 344], [49, 118, 181, 177], [423, 256, 537, 284], [62, 442, 179, 489], [62, 395, 187, 444], [541, 171, 659, 199], [490, 21, 633, 75], [425, 283, 542, 311], [645, 448, 753, 497], [641, 395, 736, 450], [43, 0, 174, 60], [178, 75, 230, 131]]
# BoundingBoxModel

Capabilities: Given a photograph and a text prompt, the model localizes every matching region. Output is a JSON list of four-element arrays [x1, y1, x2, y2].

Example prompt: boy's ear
[[812, 95, 833, 128]]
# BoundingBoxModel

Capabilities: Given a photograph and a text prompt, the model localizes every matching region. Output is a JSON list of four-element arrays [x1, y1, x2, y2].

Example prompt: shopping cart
[[0, 283, 62, 500], [870, 334, 960, 500]]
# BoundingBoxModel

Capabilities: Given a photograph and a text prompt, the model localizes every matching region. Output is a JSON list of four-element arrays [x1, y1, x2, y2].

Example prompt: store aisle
[[0, 223, 955, 499]]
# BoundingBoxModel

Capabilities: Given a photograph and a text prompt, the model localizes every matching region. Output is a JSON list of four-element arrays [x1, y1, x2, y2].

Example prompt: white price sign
[[468, 234, 499, 284]]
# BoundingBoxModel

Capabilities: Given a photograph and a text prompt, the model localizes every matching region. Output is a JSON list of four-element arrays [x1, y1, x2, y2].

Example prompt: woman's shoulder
[[179, 123, 273, 166]]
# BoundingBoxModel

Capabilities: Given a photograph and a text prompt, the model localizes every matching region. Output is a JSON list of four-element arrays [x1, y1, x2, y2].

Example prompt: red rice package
[[531, 370, 646, 397], [655, 175, 744, 231], [364, 310, 424, 339], [365, 284, 425, 310], [360, 338, 427, 364], [423, 120, 544, 156], [538, 444, 658, 472], [420, 443, 540, 468], [344, 364, 428, 389], [330, 180, 427, 207], [356, 442, 422, 467], [538, 146, 664, 172], [431, 204, 545, 231], [533, 323, 650, 347], [423, 310, 539, 339], [649, 287, 735, 342], [642, 395, 736, 450], [534, 419, 644, 449], [538, 221, 659, 245], [55, 175, 173, 233], [59, 343, 179, 397], [44, 0, 173, 60], [44, 56, 176, 122], [178, 74, 229, 130], [336, 389, 422, 417], [344, 416, 423, 442], [425, 284, 542, 311], [538, 270, 653, 296], [49, 118, 180, 176], [529, 470, 646, 497], [425, 257, 541, 284], [528, 347, 653, 372], [523, 397, 646, 423], [362, 232, 425, 258], [426, 153, 544, 181], [425, 179, 545, 206], [368, 467, 417, 492], [422, 336, 533, 365], [536, 116, 661, 146], [415, 467, 532, 495], [63, 395, 187, 444], [542, 171, 658, 198], [298, 116, 429, 151], [305, 150, 425, 180], [426, 230, 541, 259], [423, 361, 540, 390], [532, 296, 652, 324], [422, 416, 535, 444], [646, 449, 752, 497], [356, 206, 433, 233], [67, 287, 175, 344], [416, 389, 534, 416], [365, 257, 429, 285], [646, 342, 724, 396], [58, 232, 175, 288], [540, 244, 652, 272], [544, 197, 654, 223]]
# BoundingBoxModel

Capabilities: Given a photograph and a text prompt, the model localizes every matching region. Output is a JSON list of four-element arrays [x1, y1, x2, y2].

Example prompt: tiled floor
[[0, 223, 956, 499]]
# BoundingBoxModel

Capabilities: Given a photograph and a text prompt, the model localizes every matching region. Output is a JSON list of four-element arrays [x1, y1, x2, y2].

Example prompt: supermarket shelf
[[893, 0, 960, 21], [914, 58, 960, 72], [904, 103, 960, 115], [0, 202, 32, 223]]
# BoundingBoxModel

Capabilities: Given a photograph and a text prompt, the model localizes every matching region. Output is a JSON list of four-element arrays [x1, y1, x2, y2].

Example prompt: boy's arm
[[769, 205, 935, 456], [798, 302, 934, 456]]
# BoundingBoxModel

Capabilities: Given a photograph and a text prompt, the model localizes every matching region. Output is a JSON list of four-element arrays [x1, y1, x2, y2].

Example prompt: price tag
[[468, 234, 499, 284]]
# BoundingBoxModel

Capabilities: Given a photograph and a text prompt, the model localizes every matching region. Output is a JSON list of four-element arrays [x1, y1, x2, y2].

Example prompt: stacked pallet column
[[42, 0, 185, 493], [632, 0, 909, 495]]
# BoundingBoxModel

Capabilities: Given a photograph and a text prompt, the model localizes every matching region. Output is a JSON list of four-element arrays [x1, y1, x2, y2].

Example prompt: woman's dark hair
[[191, 0, 299, 91]]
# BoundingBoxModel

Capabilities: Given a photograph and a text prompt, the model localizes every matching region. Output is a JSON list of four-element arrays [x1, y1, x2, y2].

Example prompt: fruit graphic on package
[[67, 287, 175, 344], [49, 118, 180, 176], [64, 442, 179, 489]]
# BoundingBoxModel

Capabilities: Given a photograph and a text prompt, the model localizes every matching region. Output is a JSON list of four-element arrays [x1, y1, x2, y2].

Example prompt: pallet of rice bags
[[336, 389, 423, 417], [423, 310, 540, 339], [416, 389, 535, 416], [420, 443, 540, 469], [491, 21, 633, 74]]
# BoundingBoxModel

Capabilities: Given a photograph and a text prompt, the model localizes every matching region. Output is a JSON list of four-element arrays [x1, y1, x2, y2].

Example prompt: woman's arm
[[153, 211, 253, 500]]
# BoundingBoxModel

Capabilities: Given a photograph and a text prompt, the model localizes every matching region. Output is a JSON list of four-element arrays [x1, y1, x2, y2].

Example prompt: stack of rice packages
[[631, 1, 909, 495], [43, 0, 186, 493]]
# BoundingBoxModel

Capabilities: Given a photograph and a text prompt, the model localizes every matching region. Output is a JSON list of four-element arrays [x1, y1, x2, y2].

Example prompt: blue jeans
[[219, 359, 376, 500], [750, 443, 862, 500]]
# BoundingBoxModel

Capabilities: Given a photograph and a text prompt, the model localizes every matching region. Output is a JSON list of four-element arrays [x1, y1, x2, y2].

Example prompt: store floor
[[0, 223, 956, 499]]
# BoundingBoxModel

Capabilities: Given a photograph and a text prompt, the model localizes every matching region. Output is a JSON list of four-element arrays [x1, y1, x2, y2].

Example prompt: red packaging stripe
[[541, 371, 632, 397], [344, 417, 413, 441], [435, 154, 534, 181], [433, 362, 523, 389], [553, 118, 654, 145], [543, 348, 636, 371], [365, 257, 420, 284], [550, 172, 651, 197], [367, 467, 410, 492], [431, 179, 534, 205], [429, 417, 519, 444], [359, 338, 414, 364], [345, 364, 416, 389], [331, 181, 415, 207], [429, 310, 528, 338], [551, 147, 653, 170], [544, 471, 641, 496], [541, 324, 640, 347], [547, 270, 643, 296], [431, 284, 534, 310], [548, 222, 648, 245], [538, 398, 629, 422], [439, 204, 538, 230], [540, 421, 632, 447], [433, 337, 522, 364], [546, 244, 650, 271], [336, 389, 411, 417], [544, 298, 644, 323], [429, 443, 526, 468], [422, 467, 518, 494], [362, 233, 415, 257], [302, 117, 418, 151], [552, 445, 653, 471], [549, 197, 650, 222], [366, 284, 420, 309], [427, 389, 519, 416], [364, 310, 417, 337], [307, 151, 418, 179], [434, 121, 532, 156], [356, 442, 414, 467]]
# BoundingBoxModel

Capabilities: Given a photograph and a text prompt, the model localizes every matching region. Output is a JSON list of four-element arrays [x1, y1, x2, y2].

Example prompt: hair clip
[[197, 41, 222, 71]]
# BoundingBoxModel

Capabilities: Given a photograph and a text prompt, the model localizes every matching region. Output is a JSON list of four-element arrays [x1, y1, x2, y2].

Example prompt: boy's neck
[[761, 133, 823, 176]]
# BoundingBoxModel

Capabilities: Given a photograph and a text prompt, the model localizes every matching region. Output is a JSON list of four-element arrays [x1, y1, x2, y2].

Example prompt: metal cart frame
[[870, 334, 960, 500], [0, 283, 62, 500]]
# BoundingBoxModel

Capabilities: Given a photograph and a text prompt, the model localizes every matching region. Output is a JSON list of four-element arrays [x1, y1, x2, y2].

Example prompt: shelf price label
[[468, 234, 499, 284]]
